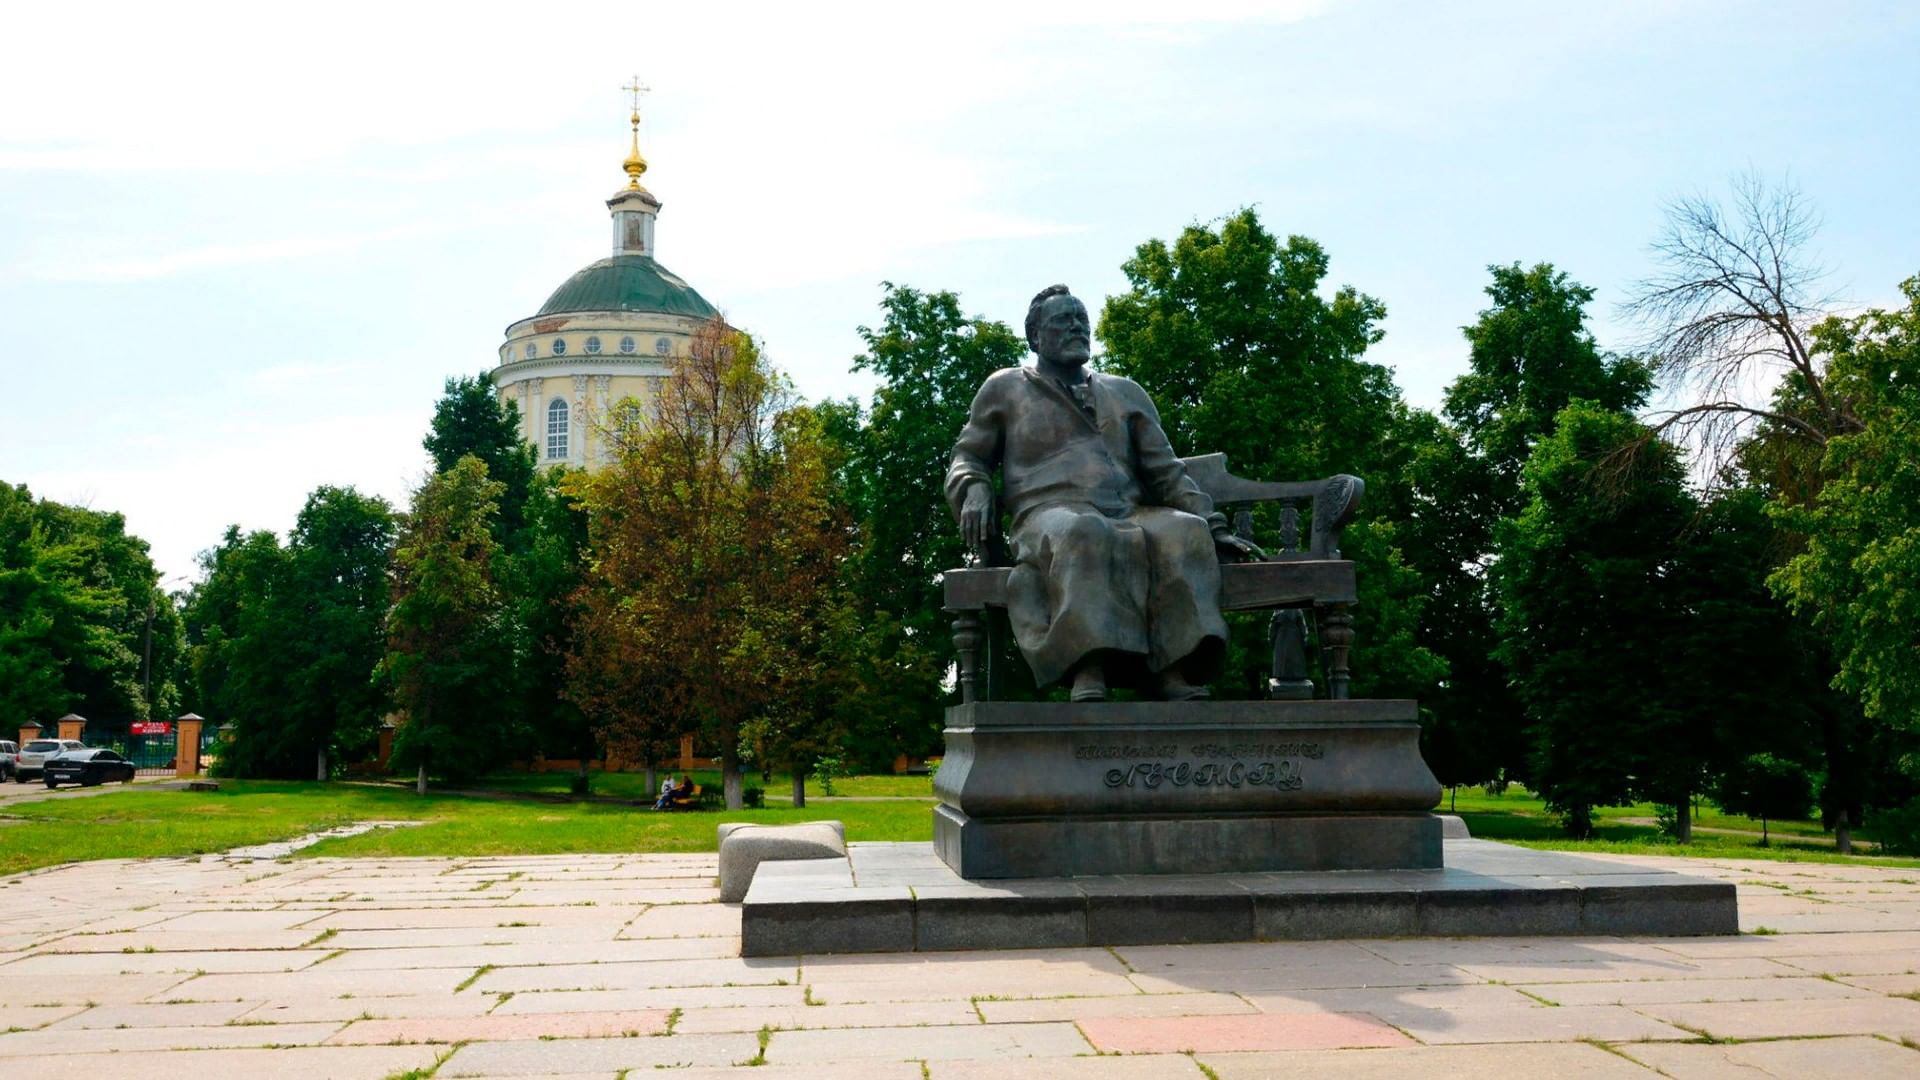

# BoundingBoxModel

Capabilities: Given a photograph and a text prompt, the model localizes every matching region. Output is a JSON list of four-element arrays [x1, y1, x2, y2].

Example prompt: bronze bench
[[944, 453, 1364, 702]]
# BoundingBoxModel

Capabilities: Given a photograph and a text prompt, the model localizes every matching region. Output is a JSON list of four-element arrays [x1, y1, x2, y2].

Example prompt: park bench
[[942, 454, 1364, 702], [666, 784, 702, 811]]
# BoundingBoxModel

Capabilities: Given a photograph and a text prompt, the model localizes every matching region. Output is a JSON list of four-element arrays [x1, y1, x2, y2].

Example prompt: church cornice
[[491, 356, 675, 382]]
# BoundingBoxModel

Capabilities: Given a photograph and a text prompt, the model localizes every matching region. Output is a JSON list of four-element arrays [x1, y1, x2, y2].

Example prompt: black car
[[43, 749, 137, 788]]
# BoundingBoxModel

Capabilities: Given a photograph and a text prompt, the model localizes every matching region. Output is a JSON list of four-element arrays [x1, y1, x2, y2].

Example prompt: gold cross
[[622, 76, 650, 115]]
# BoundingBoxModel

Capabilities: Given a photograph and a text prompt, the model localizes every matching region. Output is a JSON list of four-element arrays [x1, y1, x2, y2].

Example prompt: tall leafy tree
[[1492, 403, 1708, 837], [506, 469, 591, 787], [0, 482, 174, 728], [385, 456, 519, 789], [180, 526, 287, 726], [831, 284, 1027, 765], [424, 373, 536, 547], [1409, 264, 1654, 786], [219, 487, 396, 779], [572, 319, 849, 808], [1772, 277, 1920, 844], [425, 372, 588, 783]]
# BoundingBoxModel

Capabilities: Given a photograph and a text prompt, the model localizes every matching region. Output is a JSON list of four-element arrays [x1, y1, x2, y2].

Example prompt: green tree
[[833, 284, 1027, 766], [0, 483, 175, 729], [1713, 754, 1813, 846], [219, 487, 396, 779], [385, 456, 518, 789], [179, 526, 287, 727], [1447, 264, 1653, 501], [506, 468, 591, 789], [1492, 403, 1705, 837], [1408, 264, 1655, 787], [1773, 278, 1920, 817], [424, 373, 536, 547], [572, 319, 847, 808]]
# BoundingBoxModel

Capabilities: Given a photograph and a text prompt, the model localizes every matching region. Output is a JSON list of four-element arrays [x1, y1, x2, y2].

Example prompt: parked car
[[43, 748, 137, 788], [0, 740, 16, 781], [14, 739, 86, 782]]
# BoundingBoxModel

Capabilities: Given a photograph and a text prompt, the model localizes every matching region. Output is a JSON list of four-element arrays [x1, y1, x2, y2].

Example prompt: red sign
[[130, 722, 172, 736]]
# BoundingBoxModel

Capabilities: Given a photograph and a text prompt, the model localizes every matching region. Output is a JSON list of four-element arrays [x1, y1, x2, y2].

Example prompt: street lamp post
[[143, 575, 189, 717]]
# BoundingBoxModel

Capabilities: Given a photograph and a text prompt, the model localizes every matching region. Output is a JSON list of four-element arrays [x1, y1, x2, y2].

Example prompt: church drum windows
[[619, 335, 637, 354]]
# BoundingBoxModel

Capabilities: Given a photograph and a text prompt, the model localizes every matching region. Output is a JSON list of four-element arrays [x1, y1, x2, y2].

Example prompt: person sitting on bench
[[663, 775, 697, 811]]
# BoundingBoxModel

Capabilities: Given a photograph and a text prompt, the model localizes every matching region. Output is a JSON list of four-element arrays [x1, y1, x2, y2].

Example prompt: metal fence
[[97, 732, 181, 776]]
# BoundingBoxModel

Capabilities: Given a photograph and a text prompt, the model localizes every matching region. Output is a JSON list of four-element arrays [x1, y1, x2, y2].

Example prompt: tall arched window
[[546, 397, 570, 460]]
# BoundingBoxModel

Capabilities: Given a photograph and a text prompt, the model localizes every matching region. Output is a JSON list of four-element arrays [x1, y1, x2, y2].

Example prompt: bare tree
[[1626, 173, 1860, 468]]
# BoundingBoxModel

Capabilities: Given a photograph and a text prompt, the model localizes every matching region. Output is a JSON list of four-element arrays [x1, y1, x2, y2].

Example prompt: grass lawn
[[472, 769, 936, 801], [3, 777, 1912, 879], [1445, 785, 1908, 867], [0, 780, 936, 878]]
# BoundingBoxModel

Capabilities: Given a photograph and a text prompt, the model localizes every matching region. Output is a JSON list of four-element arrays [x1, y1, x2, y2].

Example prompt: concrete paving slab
[[43, 1000, 259, 1029], [0, 1002, 85, 1030], [673, 998, 979, 1032], [1536, 974, 1876, 1005], [473, 956, 799, 993], [1632, 996, 1920, 1039], [19, 1045, 440, 1080], [327, 1009, 669, 1043], [1078, 1011, 1414, 1052], [1620, 1035, 1920, 1078], [933, 1055, 1209, 1078], [0, 971, 195, 1006], [0, 1020, 344, 1055], [439, 1032, 758, 1074], [493, 985, 809, 1013], [977, 991, 1257, 1022], [766, 1021, 1092, 1062], [1378, 1003, 1694, 1043], [1200, 1042, 1661, 1078]]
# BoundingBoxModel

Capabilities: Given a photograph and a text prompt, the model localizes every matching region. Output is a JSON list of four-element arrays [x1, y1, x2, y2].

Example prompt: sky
[[3, 0, 1916, 583]]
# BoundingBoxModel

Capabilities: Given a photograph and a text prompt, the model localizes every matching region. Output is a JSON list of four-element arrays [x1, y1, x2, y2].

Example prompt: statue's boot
[[1157, 667, 1211, 702], [1070, 663, 1108, 702]]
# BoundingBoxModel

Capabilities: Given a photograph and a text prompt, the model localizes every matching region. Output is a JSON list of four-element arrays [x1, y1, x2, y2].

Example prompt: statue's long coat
[[946, 366, 1228, 687]]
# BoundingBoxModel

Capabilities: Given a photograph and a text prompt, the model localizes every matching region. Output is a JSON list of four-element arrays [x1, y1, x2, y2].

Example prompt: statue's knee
[[1062, 513, 1113, 545]]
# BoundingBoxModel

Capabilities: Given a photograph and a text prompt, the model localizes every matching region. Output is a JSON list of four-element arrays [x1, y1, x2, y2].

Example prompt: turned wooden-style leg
[[1319, 604, 1355, 701], [952, 610, 984, 704]]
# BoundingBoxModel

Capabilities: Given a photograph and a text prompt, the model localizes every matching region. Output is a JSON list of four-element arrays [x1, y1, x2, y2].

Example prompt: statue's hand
[[959, 483, 998, 553], [1213, 529, 1268, 563]]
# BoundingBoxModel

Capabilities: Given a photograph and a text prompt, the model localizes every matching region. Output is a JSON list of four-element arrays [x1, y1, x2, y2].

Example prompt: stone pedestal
[[934, 700, 1443, 879]]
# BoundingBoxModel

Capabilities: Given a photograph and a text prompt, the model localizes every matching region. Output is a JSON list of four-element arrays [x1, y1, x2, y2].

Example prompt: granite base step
[[738, 838, 1738, 956]]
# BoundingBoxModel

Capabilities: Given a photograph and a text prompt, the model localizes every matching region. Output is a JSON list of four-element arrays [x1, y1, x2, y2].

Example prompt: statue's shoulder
[[1091, 371, 1151, 401], [974, 366, 1032, 398]]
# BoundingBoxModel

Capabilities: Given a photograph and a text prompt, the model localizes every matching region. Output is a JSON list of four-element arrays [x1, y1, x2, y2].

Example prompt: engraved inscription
[[1102, 759, 1304, 791]]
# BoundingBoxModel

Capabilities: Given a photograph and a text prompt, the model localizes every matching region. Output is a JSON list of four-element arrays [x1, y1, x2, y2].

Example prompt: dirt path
[[1614, 815, 1878, 851]]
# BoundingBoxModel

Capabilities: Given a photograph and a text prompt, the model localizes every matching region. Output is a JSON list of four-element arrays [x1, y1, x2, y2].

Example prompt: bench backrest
[[1179, 454, 1364, 560]]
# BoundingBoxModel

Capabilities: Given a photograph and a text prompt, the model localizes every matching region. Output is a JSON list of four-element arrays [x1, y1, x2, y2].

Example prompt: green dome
[[536, 254, 719, 319]]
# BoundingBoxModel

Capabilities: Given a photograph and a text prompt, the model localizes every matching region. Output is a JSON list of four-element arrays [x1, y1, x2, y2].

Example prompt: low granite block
[[1083, 878, 1254, 945], [914, 881, 1088, 951], [1252, 887, 1419, 940], [740, 886, 912, 957], [1578, 876, 1740, 936], [1418, 882, 1580, 936], [717, 822, 846, 903]]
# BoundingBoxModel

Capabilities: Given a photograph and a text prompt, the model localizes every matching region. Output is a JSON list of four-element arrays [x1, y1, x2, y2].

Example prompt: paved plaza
[[2, 844, 1919, 1078]]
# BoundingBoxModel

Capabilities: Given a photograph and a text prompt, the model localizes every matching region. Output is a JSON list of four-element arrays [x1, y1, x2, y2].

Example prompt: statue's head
[[1026, 284, 1091, 369]]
